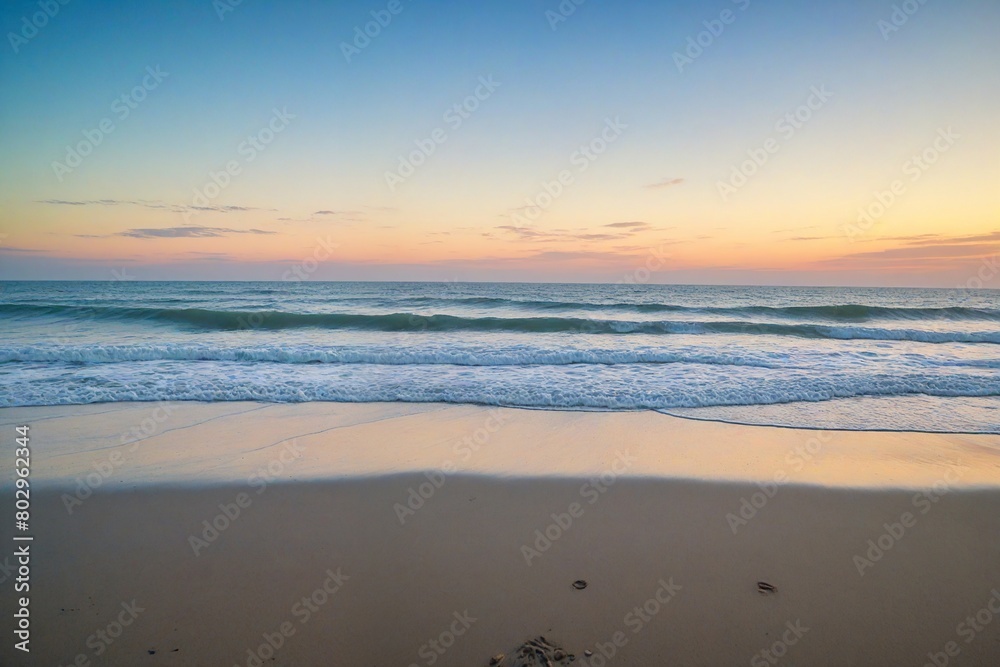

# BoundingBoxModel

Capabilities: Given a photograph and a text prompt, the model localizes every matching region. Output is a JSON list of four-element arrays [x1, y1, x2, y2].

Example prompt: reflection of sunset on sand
[[2, 403, 999, 665]]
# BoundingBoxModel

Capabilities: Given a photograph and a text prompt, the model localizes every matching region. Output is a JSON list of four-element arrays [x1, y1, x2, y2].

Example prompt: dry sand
[[1, 402, 999, 666]]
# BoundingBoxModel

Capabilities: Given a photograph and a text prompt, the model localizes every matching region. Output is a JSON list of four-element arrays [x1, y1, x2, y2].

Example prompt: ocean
[[1, 281, 998, 433]]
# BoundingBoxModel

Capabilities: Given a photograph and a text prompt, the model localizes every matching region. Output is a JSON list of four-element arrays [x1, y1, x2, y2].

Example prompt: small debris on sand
[[498, 636, 576, 666]]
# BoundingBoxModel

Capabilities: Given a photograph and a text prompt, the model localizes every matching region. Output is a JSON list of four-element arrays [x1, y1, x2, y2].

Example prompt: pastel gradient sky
[[1, 0, 998, 285]]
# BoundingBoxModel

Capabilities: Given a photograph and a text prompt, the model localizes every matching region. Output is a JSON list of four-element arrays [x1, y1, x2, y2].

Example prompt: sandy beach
[[4, 0, 999, 662], [2, 402, 1000, 666]]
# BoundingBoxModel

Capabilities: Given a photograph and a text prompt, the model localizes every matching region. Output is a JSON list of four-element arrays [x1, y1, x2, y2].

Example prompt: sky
[[0, 0, 998, 286]]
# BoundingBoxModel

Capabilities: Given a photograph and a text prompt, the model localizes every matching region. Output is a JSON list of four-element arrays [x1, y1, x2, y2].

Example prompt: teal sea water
[[1, 281, 998, 433]]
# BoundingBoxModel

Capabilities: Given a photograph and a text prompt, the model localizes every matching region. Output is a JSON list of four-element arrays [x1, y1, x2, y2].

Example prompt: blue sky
[[1, 0, 998, 285]]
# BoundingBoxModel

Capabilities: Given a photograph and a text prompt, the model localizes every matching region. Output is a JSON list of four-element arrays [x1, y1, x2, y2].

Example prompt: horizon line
[[0, 278, 994, 291]]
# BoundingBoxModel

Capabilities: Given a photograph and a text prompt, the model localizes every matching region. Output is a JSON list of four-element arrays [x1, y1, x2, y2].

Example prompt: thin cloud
[[38, 199, 276, 214], [40, 199, 87, 206], [176, 251, 235, 256], [313, 210, 363, 217], [174, 251, 239, 261], [604, 221, 650, 230], [896, 231, 1000, 246], [116, 227, 277, 239], [836, 243, 998, 261], [644, 177, 684, 189], [495, 225, 553, 240], [874, 233, 950, 243], [772, 225, 821, 235], [819, 239, 999, 270], [435, 248, 667, 267], [495, 222, 657, 244], [531, 250, 630, 261], [278, 210, 367, 224]]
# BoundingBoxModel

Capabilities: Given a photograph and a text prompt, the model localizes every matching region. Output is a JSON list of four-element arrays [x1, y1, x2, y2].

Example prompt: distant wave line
[[5, 299, 1000, 322], [1, 303, 999, 343]]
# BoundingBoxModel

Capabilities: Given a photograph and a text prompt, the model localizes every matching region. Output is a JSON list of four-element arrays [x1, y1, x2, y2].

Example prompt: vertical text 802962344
[[12, 425, 33, 653]]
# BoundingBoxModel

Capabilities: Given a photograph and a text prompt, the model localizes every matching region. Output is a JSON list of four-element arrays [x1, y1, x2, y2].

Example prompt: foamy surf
[[1, 281, 997, 432]]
